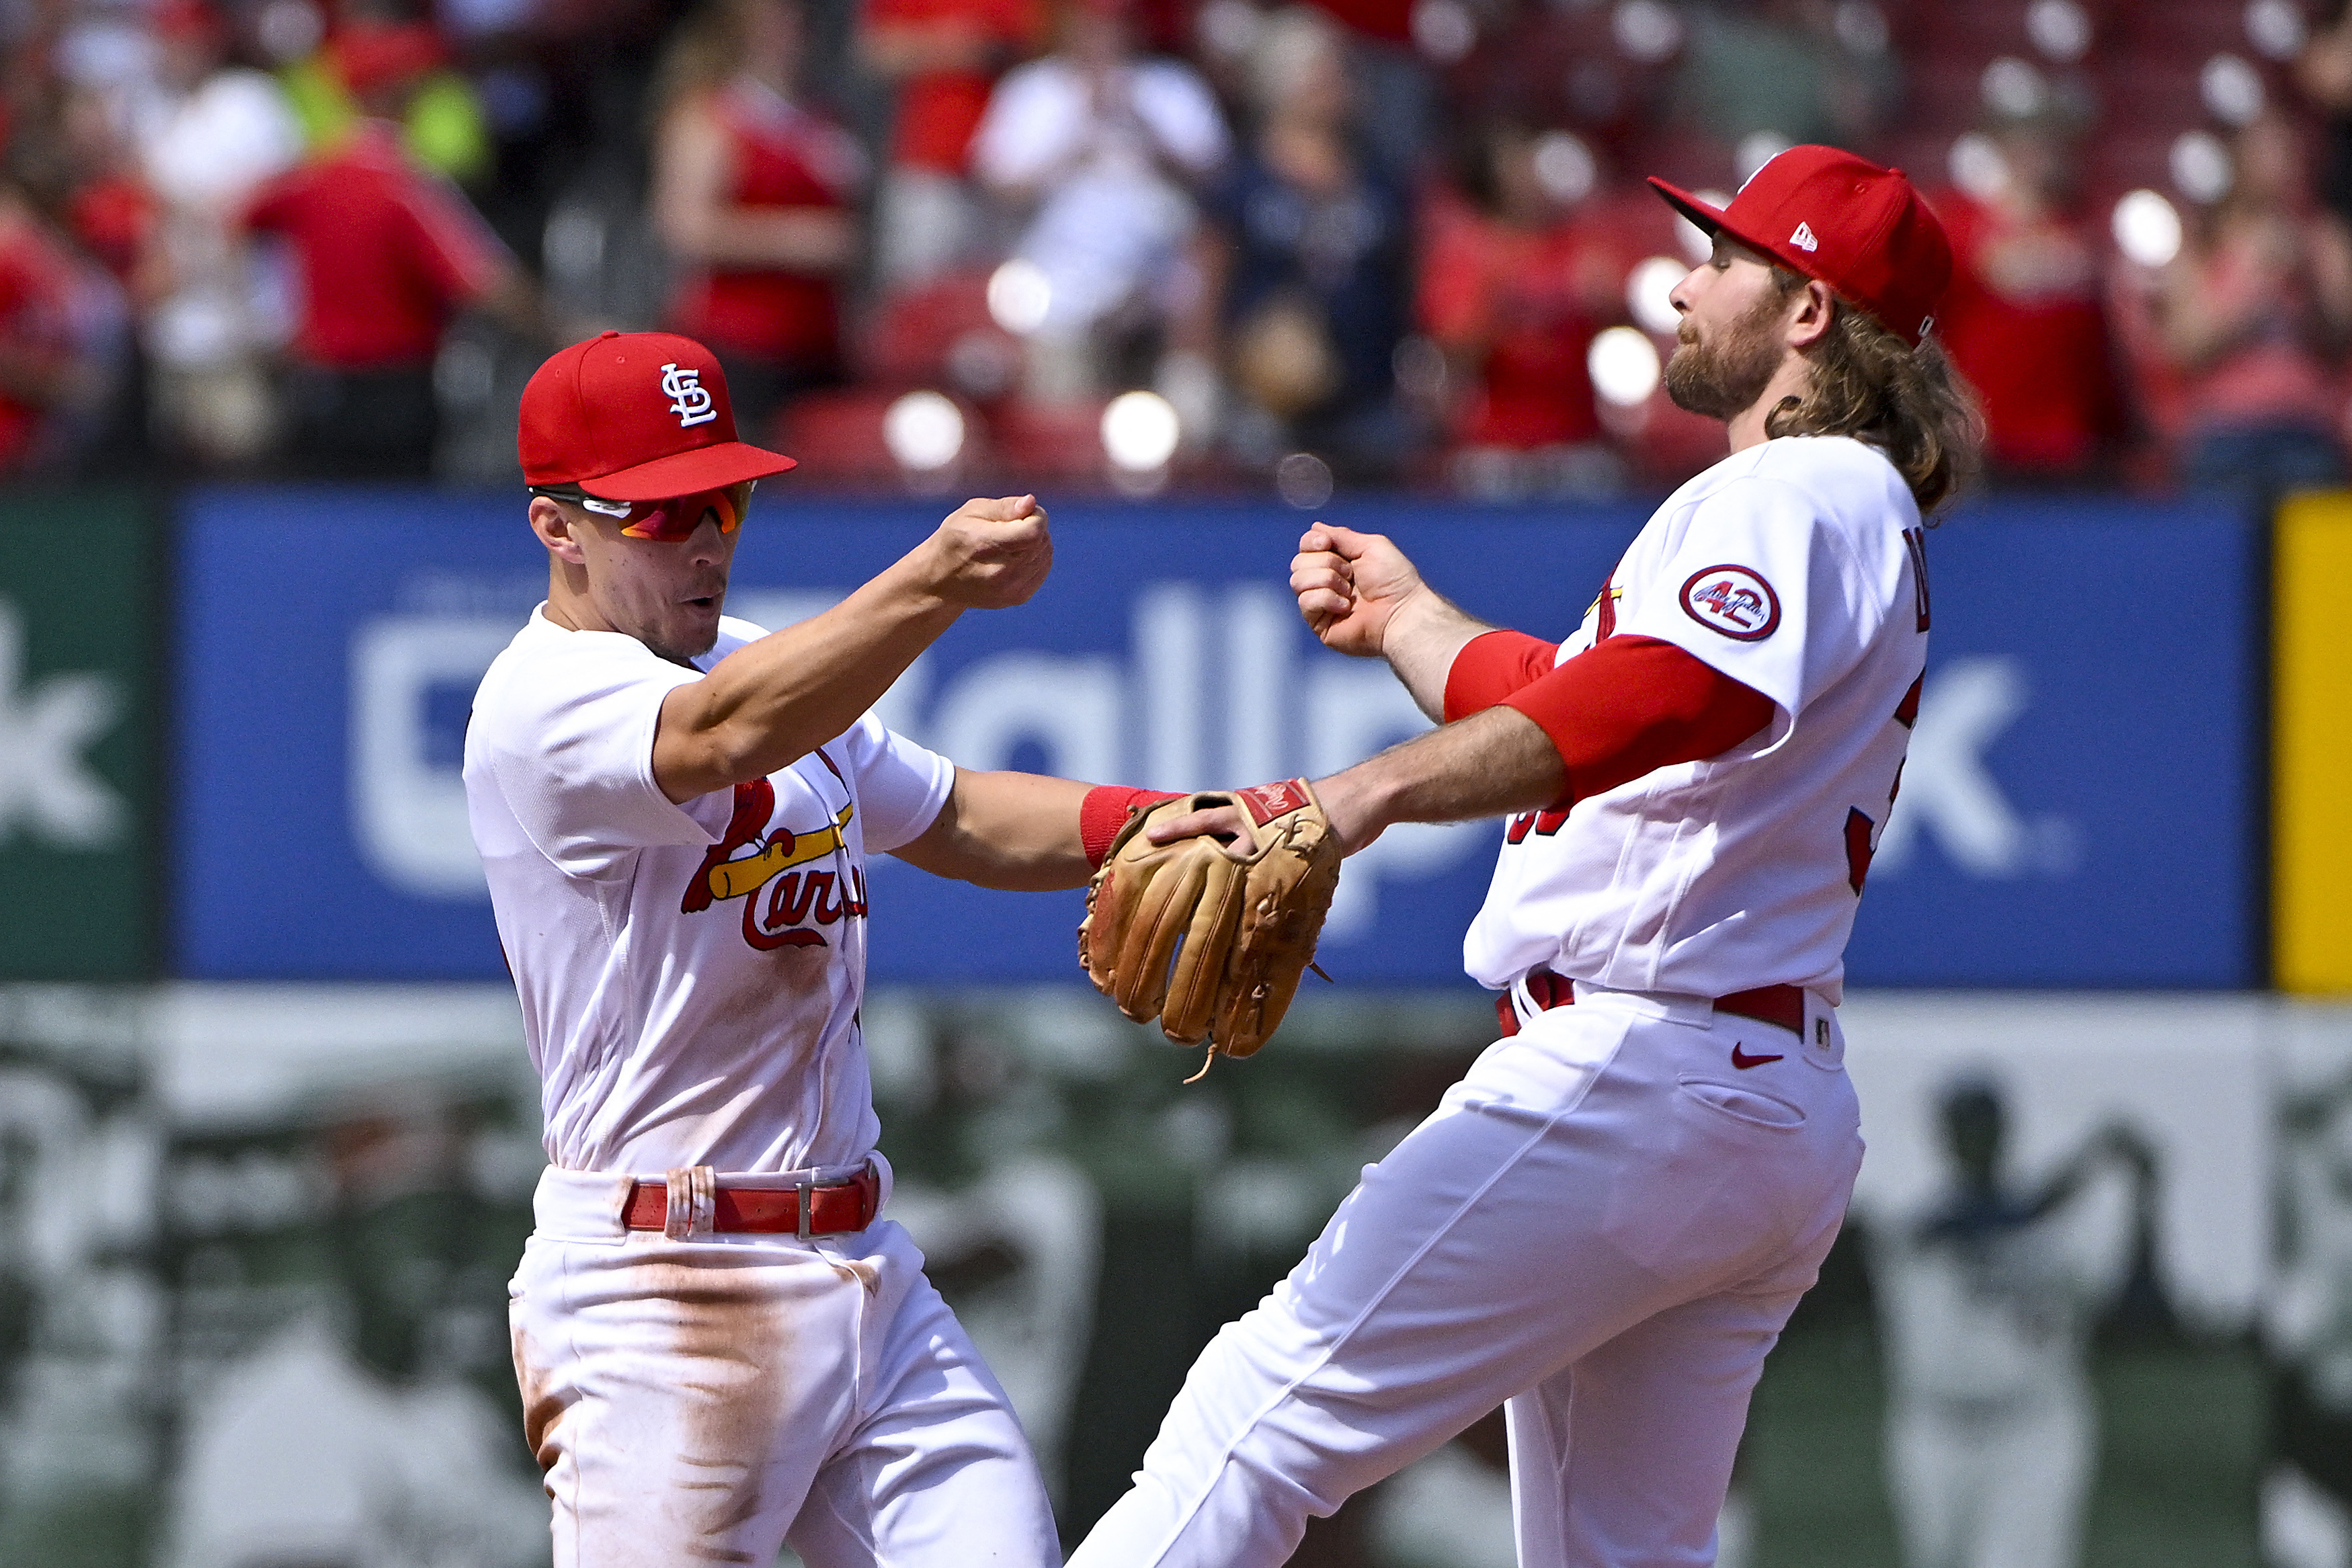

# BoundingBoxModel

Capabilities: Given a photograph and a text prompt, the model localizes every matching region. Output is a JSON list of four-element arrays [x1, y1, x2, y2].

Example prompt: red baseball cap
[[518, 331, 798, 499], [1649, 145, 1953, 346]]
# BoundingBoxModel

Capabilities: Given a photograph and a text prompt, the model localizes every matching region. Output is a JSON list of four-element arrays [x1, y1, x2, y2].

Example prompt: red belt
[[624, 1163, 881, 1238], [1496, 968, 1808, 1039]]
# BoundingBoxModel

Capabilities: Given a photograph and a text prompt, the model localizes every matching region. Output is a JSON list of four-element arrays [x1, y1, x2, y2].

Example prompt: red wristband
[[1443, 630, 1562, 723], [1081, 785, 1184, 868]]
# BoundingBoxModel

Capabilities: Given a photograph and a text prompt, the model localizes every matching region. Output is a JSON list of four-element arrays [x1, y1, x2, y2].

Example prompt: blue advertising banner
[[173, 488, 2259, 987]]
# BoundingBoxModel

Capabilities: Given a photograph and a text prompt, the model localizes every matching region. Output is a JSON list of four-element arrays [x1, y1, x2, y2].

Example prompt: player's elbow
[[655, 716, 811, 801]]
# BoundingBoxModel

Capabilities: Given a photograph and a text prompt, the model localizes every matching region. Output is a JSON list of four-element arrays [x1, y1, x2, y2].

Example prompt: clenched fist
[[1290, 524, 1430, 659], [924, 494, 1054, 610]]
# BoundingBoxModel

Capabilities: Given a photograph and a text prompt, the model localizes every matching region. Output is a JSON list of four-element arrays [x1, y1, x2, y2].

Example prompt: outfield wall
[[0, 485, 2287, 987]]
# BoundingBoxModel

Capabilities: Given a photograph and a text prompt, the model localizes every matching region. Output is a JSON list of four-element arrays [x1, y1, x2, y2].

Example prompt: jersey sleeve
[[1442, 630, 1562, 723], [477, 639, 717, 878], [836, 712, 955, 853], [1615, 474, 1885, 723]]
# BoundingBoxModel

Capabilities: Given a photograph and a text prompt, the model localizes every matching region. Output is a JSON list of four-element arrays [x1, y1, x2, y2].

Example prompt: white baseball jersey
[[464, 610, 954, 1175], [1463, 434, 1931, 1004]]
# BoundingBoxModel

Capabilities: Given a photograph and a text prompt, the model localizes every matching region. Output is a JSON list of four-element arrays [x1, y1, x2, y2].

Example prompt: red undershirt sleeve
[[1498, 634, 1777, 804], [1443, 630, 1563, 723]]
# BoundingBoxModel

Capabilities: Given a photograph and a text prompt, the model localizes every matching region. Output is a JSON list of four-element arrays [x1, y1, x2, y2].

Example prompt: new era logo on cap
[[519, 331, 797, 499], [1647, 147, 1953, 345]]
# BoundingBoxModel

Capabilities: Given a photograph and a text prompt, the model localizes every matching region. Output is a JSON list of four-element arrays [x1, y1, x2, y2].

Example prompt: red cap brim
[[577, 442, 799, 501], [1647, 175, 1816, 279]]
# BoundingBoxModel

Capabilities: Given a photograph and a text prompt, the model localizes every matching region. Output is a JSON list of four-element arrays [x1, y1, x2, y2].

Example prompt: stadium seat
[[775, 390, 925, 486], [987, 399, 1113, 485], [862, 271, 1022, 404]]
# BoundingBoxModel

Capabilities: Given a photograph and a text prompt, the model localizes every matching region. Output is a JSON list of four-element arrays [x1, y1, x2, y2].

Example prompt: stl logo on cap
[[518, 330, 797, 497], [662, 363, 718, 428]]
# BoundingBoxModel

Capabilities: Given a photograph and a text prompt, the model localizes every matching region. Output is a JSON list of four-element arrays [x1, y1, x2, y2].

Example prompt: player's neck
[[544, 561, 612, 638], [1724, 355, 1816, 454]]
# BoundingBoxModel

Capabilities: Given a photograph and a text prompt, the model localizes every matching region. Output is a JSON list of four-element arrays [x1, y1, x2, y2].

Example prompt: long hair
[[1762, 270, 1986, 518]]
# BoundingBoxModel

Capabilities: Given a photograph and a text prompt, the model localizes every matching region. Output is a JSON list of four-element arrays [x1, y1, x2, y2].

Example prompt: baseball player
[[1869, 1081, 2148, 1568], [1068, 145, 1981, 1568], [464, 329, 1180, 1567]]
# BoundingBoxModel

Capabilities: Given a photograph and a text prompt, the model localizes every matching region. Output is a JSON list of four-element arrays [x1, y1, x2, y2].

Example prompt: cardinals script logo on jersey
[[1678, 565, 1781, 641], [661, 362, 719, 427], [681, 761, 867, 950]]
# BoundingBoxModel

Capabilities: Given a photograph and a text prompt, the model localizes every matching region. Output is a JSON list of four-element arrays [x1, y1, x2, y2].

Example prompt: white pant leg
[[510, 1173, 1057, 1568], [1506, 1266, 1840, 1568], [1887, 1393, 2092, 1568], [1980, 1393, 2093, 1568], [788, 1265, 1059, 1568], [1069, 994, 1864, 1568], [1887, 1402, 1978, 1568]]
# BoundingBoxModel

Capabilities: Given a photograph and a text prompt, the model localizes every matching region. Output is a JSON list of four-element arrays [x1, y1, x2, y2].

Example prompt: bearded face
[[1664, 278, 1795, 420]]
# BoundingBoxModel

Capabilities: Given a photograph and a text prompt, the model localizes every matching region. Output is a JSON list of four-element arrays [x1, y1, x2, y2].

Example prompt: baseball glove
[[1078, 778, 1342, 1065]]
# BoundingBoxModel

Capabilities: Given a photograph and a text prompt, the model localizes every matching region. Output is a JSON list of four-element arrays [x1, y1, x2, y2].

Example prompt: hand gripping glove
[[1077, 778, 1342, 1063]]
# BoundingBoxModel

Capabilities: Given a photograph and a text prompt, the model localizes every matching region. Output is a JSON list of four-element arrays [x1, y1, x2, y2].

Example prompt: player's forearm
[[657, 562, 963, 798], [1315, 706, 1566, 854], [891, 770, 1095, 890], [1380, 590, 1495, 721]]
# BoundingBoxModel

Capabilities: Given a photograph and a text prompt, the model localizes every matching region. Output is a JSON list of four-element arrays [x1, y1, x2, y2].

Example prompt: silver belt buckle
[[797, 1173, 817, 1241]]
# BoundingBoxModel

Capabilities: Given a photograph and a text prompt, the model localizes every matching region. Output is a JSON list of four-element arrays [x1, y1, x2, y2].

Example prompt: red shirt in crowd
[[1933, 188, 2126, 474], [0, 212, 81, 468], [1301, 0, 1413, 44], [667, 81, 860, 368], [243, 122, 508, 370], [67, 175, 155, 289], [862, 0, 1039, 173], [1419, 197, 1608, 450]]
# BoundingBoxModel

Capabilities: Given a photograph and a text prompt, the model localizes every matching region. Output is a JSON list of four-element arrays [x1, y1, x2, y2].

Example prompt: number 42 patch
[[1678, 565, 1781, 641]]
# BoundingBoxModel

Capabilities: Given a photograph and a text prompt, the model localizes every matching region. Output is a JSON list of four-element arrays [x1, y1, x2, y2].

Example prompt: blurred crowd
[[5, 0, 2352, 499]]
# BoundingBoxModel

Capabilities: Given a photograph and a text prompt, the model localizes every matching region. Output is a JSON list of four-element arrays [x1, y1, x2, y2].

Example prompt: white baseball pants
[[1068, 984, 1866, 1568], [508, 1163, 1059, 1568], [1885, 1388, 2094, 1568]]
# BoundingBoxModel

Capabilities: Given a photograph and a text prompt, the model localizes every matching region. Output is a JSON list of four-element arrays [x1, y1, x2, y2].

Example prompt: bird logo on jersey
[[681, 761, 866, 950], [1679, 565, 1781, 641]]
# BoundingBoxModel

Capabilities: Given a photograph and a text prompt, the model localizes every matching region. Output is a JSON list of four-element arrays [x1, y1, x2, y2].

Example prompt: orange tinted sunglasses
[[534, 481, 754, 541]]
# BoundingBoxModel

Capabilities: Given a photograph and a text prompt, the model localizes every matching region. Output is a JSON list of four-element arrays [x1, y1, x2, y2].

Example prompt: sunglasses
[[532, 481, 754, 542]]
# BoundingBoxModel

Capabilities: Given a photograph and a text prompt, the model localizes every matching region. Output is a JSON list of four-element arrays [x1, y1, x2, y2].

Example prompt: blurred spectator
[[241, 28, 538, 479], [1418, 122, 1622, 498], [1931, 116, 2128, 483], [1289, 0, 1431, 186], [1670, 0, 1891, 156], [651, 0, 865, 439], [138, 0, 304, 466], [2123, 112, 2352, 496], [1203, 4, 1407, 476], [280, 6, 493, 185], [859, 0, 1042, 285], [0, 173, 120, 474], [2298, 0, 2352, 231], [972, 0, 1227, 401]]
